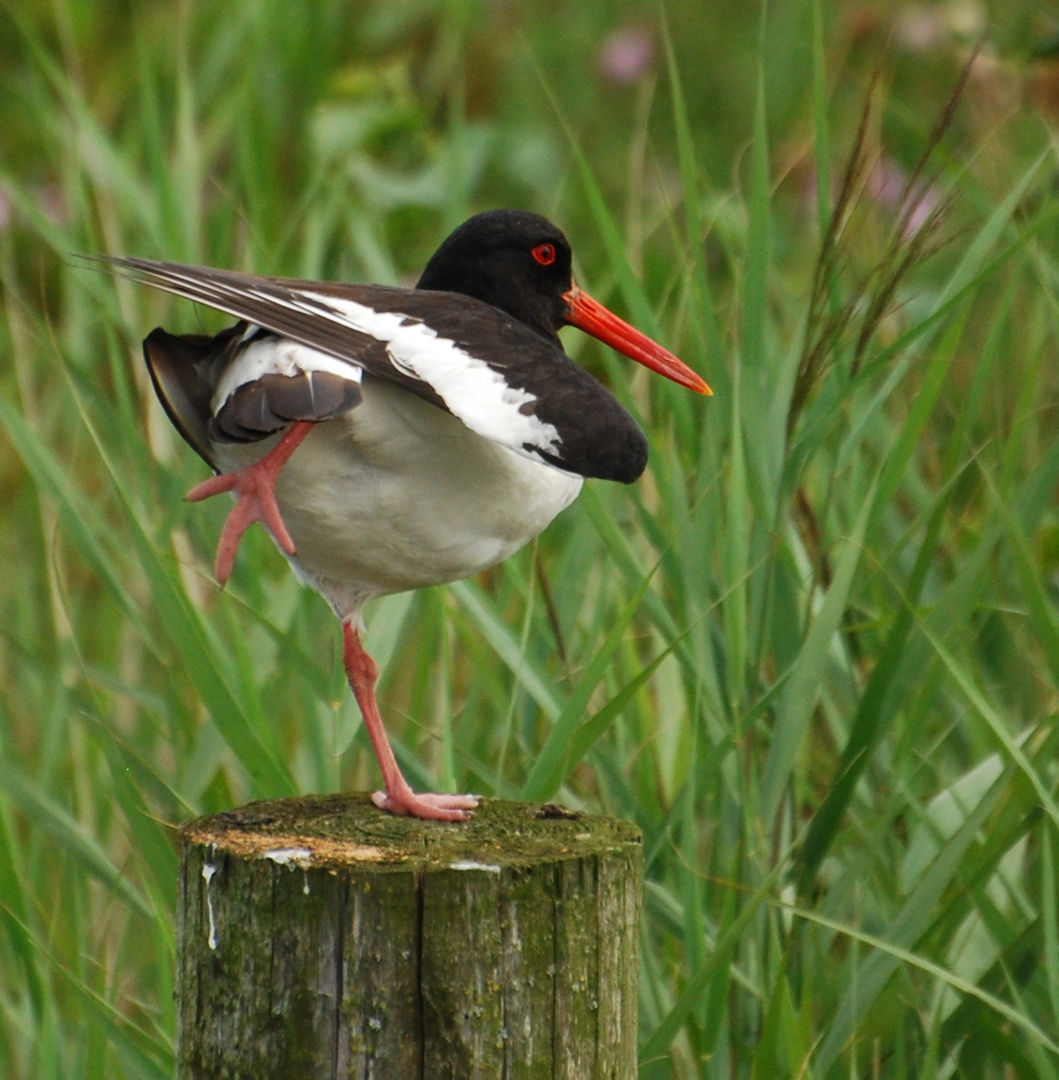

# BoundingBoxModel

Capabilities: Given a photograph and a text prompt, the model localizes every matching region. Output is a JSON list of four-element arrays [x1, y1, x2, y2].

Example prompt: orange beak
[[562, 285, 712, 395]]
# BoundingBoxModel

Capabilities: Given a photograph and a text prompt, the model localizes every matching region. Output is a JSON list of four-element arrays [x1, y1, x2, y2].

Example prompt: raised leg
[[186, 421, 314, 585], [342, 620, 479, 822]]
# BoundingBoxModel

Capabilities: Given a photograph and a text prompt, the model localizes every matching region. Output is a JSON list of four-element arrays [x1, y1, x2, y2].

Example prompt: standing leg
[[342, 620, 479, 822]]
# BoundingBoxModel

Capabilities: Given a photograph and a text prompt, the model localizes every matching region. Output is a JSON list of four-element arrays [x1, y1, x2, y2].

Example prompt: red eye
[[531, 243, 557, 266]]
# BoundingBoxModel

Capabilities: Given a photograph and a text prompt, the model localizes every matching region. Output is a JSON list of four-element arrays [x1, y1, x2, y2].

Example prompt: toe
[[372, 789, 478, 822]]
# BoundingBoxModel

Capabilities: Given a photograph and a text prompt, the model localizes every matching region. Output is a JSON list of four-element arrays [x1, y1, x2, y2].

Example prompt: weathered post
[[176, 794, 642, 1078]]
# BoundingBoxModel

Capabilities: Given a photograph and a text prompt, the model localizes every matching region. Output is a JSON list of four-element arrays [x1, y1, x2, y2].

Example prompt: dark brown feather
[[214, 370, 362, 442], [143, 328, 232, 466]]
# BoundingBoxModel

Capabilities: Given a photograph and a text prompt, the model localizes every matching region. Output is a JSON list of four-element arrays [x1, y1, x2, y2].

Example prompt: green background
[[2, 1, 1059, 1076]]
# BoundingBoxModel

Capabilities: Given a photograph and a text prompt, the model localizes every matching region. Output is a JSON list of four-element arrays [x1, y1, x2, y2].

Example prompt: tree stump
[[176, 794, 642, 1079]]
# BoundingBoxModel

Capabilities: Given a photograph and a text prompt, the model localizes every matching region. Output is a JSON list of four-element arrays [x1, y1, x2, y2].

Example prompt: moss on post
[[176, 794, 642, 1079]]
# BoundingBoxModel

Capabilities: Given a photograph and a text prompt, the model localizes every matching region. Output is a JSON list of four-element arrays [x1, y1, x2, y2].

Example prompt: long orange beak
[[562, 285, 712, 395]]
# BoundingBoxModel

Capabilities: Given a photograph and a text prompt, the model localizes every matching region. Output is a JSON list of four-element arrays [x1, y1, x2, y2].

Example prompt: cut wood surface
[[177, 793, 643, 1079]]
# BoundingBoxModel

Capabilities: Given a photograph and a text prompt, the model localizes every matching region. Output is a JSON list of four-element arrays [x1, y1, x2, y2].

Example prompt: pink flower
[[599, 27, 654, 85], [867, 157, 940, 238]]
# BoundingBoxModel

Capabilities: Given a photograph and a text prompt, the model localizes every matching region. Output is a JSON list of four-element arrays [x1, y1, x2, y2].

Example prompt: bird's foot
[[185, 421, 314, 585], [371, 787, 480, 822], [342, 620, 479, 823]]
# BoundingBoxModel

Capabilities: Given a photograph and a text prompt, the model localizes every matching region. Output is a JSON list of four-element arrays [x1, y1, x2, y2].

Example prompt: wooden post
[[176, 794, 642, 1079]]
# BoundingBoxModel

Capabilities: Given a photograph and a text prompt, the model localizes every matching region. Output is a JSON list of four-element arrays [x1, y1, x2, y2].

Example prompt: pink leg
[[186, 421, 314, 585], [342, 620, 479, 822]]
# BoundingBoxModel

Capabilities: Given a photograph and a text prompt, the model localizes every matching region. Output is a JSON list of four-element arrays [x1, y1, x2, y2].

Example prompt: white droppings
[[448, 860, 502, 874], [261, 846, 313, 868], [202, 861, 219, 951]]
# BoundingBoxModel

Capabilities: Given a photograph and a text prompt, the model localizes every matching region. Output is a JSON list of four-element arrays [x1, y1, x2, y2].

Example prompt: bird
[[103, 209, 710, 821]]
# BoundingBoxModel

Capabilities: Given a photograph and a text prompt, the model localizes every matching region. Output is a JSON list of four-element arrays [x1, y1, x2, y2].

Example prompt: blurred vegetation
[[3, 0, 1059, 1077]]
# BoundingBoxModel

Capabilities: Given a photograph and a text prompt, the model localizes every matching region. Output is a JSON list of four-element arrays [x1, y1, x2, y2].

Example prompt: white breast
[[212, 375, 583, 620]]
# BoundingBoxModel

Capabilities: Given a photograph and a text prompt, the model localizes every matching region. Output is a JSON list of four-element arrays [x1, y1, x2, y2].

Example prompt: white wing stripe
[[302, 291, 562, 458]]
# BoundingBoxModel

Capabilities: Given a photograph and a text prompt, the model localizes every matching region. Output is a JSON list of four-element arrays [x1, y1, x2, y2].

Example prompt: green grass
[[2, 1, 1059, 1076]]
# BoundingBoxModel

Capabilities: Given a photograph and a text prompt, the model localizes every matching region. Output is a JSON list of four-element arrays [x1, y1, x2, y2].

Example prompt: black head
[[416, 210, 574, 339]]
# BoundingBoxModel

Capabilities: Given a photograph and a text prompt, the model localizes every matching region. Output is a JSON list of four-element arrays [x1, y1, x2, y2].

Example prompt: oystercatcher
[[105, 209, 710, 820]]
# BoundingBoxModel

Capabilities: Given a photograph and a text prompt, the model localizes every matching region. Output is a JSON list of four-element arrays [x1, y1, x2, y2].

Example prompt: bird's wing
[[99, 256, 643, 480]]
